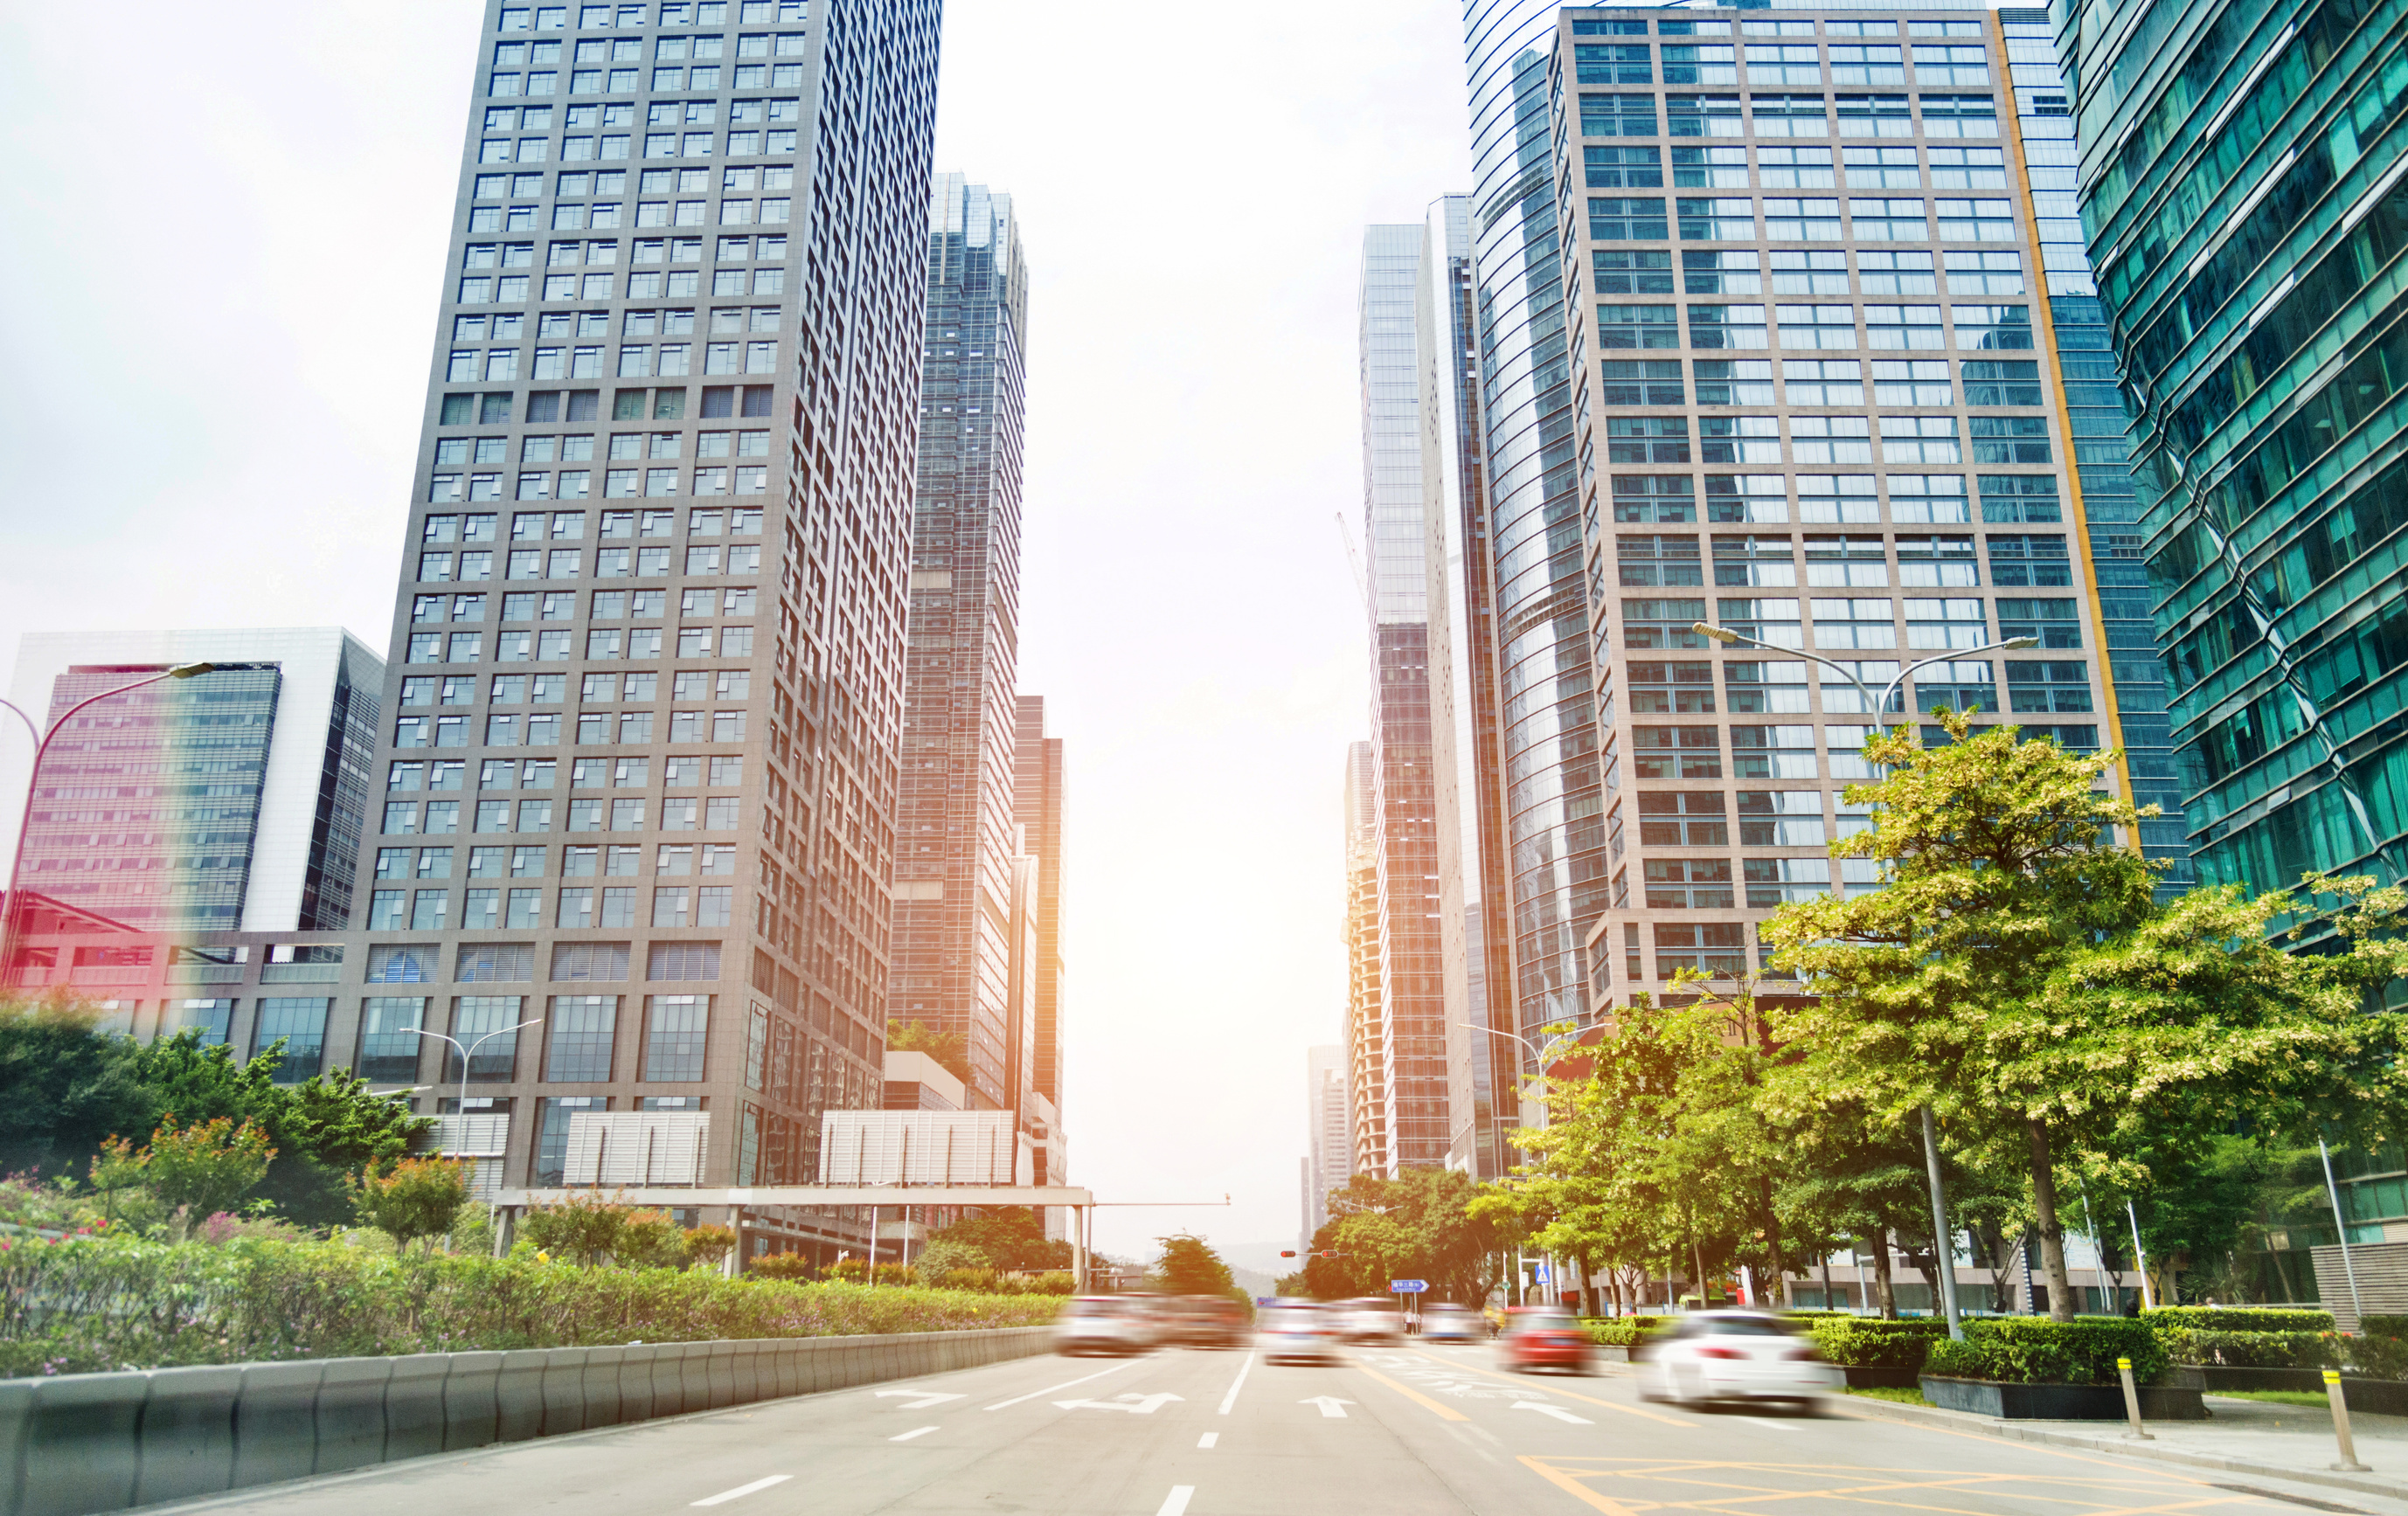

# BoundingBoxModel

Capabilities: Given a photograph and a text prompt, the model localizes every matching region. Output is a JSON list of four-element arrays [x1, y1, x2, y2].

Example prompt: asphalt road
[[155, 1338, 2408, 1516]]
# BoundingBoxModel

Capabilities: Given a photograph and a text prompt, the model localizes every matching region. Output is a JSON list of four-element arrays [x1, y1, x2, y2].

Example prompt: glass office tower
[[887, 176, 1031, 1116], [337, 0, 940, 1245], [2060, 0, 2408, 896], [1461, 3, 2127, 1012], [1010, 693, 1066, 1181]]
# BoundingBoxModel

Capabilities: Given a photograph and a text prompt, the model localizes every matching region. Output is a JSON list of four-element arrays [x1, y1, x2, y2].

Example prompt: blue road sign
[[1390, 1279, 1428, 1293]]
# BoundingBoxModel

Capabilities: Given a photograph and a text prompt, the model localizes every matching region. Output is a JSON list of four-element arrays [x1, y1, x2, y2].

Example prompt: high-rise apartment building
[[3, 629, 383, 938], [329, 0, 939, 1252], [1340, 741, 1386, 1173], [1458, 3, 2131, 1009], [2061, 0, 2407, 898], [1304, 1042, 1350, 1243], [1356, 226, 1461, 1175], [888, 176, 1032, 1115], [1010, 694, 1065, 1150]]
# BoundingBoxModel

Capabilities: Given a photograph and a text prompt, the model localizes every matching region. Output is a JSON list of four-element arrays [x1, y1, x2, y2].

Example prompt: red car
[[1500, 1305, 1593, 1374]]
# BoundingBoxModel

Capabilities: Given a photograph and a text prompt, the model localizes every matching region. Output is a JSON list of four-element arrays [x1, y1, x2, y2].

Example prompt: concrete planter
[[2189, 1365, 2408, 1415], [1920, 1374, 2208, 1420]]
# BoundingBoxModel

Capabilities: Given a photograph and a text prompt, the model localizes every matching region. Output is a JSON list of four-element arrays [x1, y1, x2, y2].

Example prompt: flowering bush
[[0, 1231, 1059, 1377]]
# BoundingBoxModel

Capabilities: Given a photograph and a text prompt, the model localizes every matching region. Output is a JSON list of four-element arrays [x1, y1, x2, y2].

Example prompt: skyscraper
[[1356, 226, 1461, 1175], [2061, 0, 2408, 897], [1010, 693, 1065, 1161], [3, 629, 382, 938], [887, 176, 1031, 1117], [339, 0, 940, 1249], [1453, 4, 2130, 1014], [1304, 1042, 1350, 1243], [1341, 740, 1386, 1173]]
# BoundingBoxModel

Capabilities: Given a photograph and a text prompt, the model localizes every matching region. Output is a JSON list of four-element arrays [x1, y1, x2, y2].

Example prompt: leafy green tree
[[519, 1192, 630, 1264], [1151, 1235, 1241, 1299], [926, 1208, 1072, 1270], [885, 1020, 971, 1083], [1304, 1170, 1516, 1305], [1763, 714, 2408, 1320], [144, 1115, 277, 1238], [912, 1238, 989, 1278], [0, 996, 158, 1179], [349, 1157, 473, 1254], [683, 1223, 737, 1271]]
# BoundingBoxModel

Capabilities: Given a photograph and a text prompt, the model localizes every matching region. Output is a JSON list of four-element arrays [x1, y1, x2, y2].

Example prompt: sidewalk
[[1836, 1388, 2408, 1504]]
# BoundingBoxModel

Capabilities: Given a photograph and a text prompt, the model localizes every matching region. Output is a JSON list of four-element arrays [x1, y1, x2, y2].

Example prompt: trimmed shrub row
[[1807, 1317, 1948, 1368], [1584, 1316, 1669, 1347], [2162, 1328, 2338, 1369], [2141, 1306, 2335, 1334], [1924, 1317, 2168, 1387]]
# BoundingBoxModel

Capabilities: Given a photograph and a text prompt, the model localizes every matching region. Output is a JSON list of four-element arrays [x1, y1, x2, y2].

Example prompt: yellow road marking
[[1406, 1349, 1697, 1428], [1519, 1454, 2293, 1513], [1349, 1362, 1469, 1422], [1516, 1455, 1644, 1515]]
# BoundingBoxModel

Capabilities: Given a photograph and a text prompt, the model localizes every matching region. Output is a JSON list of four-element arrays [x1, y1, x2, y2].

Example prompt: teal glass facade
[[2063, 0, 2408, 892]]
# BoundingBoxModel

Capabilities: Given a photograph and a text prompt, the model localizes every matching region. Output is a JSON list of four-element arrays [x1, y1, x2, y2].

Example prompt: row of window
[[468, 198, 792, 233], [489, 63, 805, 97], [457, 266, 787, 303], [482, 97, 800, 134], [496, 29, 803, 65], [1579, 91, 2000, 139], [475, 164, 791, 200], [1615, 530, 2065, 584], [1575, 42, 1992, 89], [463, 232, 785, 270], [1569, 17, 1985, 36], [1600, 247, 2024, 298], [393, 751, 739, 789], [1622, 717, 2101, 784], [475, 128, 798, 165], [1598, 301, 2032, 352], [375, 842, 738, 880], [1593, 471, 2059, 524], [363, 940, 717, 984], [1623, 593, 2080, 647], [412, 545, 761, 584], [396, 704, 749, 746], [1628, 856, 1882, 909], [498, 3, 808, 34], [1590, 195, 2016, 242], [1587, 142, 2007, 191], [439, 385, 776, 428], [1604, 415, 2051, 464], [1601, 358, 2043, 409], [381, 794, 742, 836], [438, 433, 774, 472], [405, 587, 755, 622], [367, 883, 736, 933], [446, 342, 781, 386], [1620, 658, 2096, 716]]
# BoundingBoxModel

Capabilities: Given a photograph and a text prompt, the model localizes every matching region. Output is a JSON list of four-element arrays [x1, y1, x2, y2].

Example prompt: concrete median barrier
[[0, 1326, 1049, 1516]]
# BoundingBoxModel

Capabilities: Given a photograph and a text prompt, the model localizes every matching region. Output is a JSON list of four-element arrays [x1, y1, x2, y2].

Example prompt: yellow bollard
[[2326, 1369, 2371, 1472], [2115, 1356, 2152, 1440]]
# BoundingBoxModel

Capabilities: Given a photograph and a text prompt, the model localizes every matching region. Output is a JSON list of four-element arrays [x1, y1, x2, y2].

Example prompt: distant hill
[[1216, 1241, 1302, 1278]]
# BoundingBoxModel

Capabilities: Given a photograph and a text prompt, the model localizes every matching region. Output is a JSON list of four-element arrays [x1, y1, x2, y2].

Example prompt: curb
[[1835, 1392, 2408, 1503]]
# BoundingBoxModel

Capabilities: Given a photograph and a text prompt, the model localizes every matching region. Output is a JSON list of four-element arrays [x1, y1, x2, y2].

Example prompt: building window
[[1618, 533, 1704, 586], [1644, 858, 1734, 909], [545, 994, 620, 1081], [1580, 92, 1659, 136], [1904, 597, 1989, 649], [2006, 661, 2094, 713], [1638, 789, 1728, 843], [1620, 598, 1711, 650], [357, 998, 427, 1083], [643, 994, 711, 1081], [1712, 534, 1796, 587], [1634, 725, 1722, 779], [1611, 474, 1697, 523], [1996, 598, 2081, 648], [1979, 474, 2062, 523], [1600, 360, 1684, 405], [1811, 597, 1897, 649], [1588, 197, 1669, 240], [1987, 534, 2071, 587]]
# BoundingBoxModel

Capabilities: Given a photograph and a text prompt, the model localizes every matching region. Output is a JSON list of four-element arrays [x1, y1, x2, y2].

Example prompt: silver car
[[1637, 1310, 1842, 1413], [1054, 1296, 1152, 1356], [1419, 1303, 1482, 1343], [1257, 1300, 1341, 1364]]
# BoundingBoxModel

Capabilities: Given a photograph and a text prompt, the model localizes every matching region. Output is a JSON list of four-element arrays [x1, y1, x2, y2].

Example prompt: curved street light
[[1690, 622, 2034, 1340], [0, 661, 227, 978], [404, 1017, 545, 1135]]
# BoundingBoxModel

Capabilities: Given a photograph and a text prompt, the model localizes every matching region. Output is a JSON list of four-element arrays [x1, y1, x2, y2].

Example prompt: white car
[[1419, 1303, 1482, 1343], [1055, 1296, 1153, 1356], [1257, 1301, 1341, 1363], [1637, 1311, 1842, 1413], [1339, 1300, 1405, 1345]]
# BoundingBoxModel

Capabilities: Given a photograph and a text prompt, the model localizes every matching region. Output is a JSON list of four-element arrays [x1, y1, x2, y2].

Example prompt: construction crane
[[1334, 511, 1371, 612]]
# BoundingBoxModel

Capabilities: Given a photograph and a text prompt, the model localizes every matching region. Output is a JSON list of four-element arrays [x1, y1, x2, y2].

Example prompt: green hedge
[[2345, 1334, 2408, 1379], [2163, 1328, 2338, 1369], [1585, 1316, 1670, 1347], [2141, 1306, 2334, 1334], [1923, 1317, 2167, 1387], [2361, 1315, 2408, 1340], [1807, 1317, 1948, 1368], [0, 1234, 1060, 1378]]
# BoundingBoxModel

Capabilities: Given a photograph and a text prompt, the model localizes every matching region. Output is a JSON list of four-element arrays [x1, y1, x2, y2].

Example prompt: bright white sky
[[0, 1, 1474, 1259]]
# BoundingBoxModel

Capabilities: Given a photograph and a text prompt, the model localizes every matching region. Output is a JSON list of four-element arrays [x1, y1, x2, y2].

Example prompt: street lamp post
[[0, 661, 225, 978], [1692, 621, 2038, 1341], [1464, 1020, 1586, 1309], [404, 1017, 545, 1165]]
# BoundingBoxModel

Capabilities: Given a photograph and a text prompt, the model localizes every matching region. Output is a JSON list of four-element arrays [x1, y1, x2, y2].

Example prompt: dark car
[[1500, 1305, 1593, 1374], [1168, 1295, 1250, 1348]]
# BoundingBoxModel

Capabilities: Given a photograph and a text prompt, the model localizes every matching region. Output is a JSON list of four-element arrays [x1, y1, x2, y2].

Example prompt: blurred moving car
[[1168, 1295, 1251, 1348], [1257, 1300, 1342, 1364], [1499, 1305, 1593, 1374], [1636, 1311, 1842, 1412], [1336, 1298, 1405, 1345], [1054, 1296, 1154, 1356], [1419, 1303, 1482, 1343]]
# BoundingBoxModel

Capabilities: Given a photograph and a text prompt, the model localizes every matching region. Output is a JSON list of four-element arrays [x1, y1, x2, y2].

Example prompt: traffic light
[[1279, 1250, 1297, 1258]]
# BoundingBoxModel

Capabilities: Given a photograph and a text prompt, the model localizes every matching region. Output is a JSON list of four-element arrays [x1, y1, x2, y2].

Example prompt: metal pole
[[2125, 1199, 2156, 1310], [2320, 1138, 2366, 1327], [2326, 1369, 2371, 1471], [1919, 1106, 1965, 1339]]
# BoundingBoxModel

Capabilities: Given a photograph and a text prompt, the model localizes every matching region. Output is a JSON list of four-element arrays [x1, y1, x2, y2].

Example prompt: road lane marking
[[1299, 1396, 1353, 1418], [873, 1389, 966, 1410], [983, 1357, 1145, 1410], [889, 1426, 937, 1443], [1406, 1351, 1694, 1428], [1514, 1457, 1651, 1516], [1216, 1351, 1254, 1415], [1155, 1486, 1195, 1516], [1350, 1363, 1469, 1423], [1054, 1392, 1183, 1415], [1513, 1401, 1593, 1425], [690, 1475, 792, 1506], [1738, 1415, 1801, 1432], [1197, 1432, 1218, 1449]]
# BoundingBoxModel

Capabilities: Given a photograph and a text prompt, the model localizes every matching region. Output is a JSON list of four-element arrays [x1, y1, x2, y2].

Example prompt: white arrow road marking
[[1511, 1401, 1593, 1425], [889, 1426, 938, 1443], [1299, 1396, 1354, 1419], [983, 1357, 1147, 1411], [873, 1390, 967, 1410], [1156, 1487, 1196, 1516], [1054, 1392, 1185, 1415], [691, 1475, 792, 1506], [1197, 1432, 1219, 1450]]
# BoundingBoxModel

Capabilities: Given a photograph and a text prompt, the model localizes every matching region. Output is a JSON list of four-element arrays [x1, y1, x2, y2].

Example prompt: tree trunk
[[1867, 1227, 1898, 1319], [1821, 1253, 1836, 1311], [2025, 1118, 2077, 1323], [1690, 1235, 1709, 1307]]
